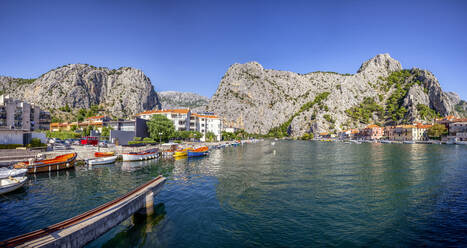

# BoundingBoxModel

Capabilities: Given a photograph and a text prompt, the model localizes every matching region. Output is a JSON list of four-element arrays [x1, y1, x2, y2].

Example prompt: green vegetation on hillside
[[416, 104, 440, 120], [267, 92, 330, 137], [345, 97, 384, 124], [9, 78, 36, 86], [455, 100, 467, 117]]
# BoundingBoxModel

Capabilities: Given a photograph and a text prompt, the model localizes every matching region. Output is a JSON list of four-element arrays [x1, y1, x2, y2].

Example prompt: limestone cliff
[[0, 64, 160, 118], [208, 54, 463, 136], [159, 91, 209, 112]]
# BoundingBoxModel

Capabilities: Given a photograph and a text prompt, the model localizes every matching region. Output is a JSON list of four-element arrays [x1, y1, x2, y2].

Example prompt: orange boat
[[94, 152, 115, 157], [13, 153, 77, 173]]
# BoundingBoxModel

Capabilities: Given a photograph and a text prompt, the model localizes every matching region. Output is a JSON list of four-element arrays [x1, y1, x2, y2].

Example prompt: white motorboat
[[87, 156, 118, 166], [0, 176, 27, 194], [0, 168, 27, 179], [403, 141, 415, 144], [121, 148, 159, 162]]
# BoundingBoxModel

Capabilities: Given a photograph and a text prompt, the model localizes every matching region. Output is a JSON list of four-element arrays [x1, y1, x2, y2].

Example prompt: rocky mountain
[[0, 64, 160, 118], [208, 54, 465, 137], [158, 91, 209, 111]]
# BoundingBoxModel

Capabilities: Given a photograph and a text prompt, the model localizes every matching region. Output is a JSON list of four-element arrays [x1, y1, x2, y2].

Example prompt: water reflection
[[2, 141, 466, 247], [94, 203, 167, 248]]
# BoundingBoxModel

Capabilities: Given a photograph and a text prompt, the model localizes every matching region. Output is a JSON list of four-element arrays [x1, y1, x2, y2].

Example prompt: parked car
[[81, 136, 99, 146], [98, 140, 109, 148]]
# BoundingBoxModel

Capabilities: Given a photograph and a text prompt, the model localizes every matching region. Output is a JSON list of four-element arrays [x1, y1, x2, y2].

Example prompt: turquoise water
[[1, 141, 466, 247]]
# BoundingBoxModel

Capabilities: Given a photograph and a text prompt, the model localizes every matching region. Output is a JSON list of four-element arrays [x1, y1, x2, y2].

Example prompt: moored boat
[[0, 168, 27, 179], [87, 155, 118, 166], [121, 148, 159, 162], [0, 176, 27, 195], [187, 147, 209, 157], [173, 147, 192, 157], [13, 153, 77, 173], [94, 152, 115, 157]]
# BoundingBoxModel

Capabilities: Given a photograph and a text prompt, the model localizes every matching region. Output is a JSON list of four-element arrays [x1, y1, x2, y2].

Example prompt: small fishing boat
[[0, 168, 27, 179], [87, 156, 118, 166], [173, 147, 192, 157], [0, 176, 27, 194], [13, 153, 77, 173], [121, 148, 159, 162], [94, 152, 115, 157], [403, 141, 415, 144], [187, 147, 209, 157]]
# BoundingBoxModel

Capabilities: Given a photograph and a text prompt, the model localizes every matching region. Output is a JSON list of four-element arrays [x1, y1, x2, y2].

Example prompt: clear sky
[[1, 0, 466, 99]]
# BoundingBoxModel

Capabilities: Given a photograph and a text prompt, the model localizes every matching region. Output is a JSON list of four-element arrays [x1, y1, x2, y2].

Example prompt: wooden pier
[[0, 176, 166, 248]]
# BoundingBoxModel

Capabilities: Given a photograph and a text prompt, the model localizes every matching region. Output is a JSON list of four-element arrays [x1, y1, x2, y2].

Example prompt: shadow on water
[[89, 203, 167, 248]]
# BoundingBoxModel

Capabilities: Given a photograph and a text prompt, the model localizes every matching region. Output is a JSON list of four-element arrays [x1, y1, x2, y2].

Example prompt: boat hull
[[14, 153, 77, 174], [187, 151, 208, 157], [88, 156, 118, 165], [121, 152, 158, 162], [94, 152, 115, 157], [0, 176, 27, 195], [0, 168, 27, 179]]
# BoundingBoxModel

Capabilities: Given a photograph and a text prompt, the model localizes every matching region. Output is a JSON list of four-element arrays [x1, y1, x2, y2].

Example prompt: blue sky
[[1, 0, 466, 99]]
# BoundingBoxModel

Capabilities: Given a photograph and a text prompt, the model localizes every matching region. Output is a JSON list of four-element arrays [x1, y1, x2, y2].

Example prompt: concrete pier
[[1, 176, 166, 248]]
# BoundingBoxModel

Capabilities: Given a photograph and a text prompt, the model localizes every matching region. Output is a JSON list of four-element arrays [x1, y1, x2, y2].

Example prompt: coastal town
[[1, 94, 467, 150], [323, 116, 467, 144]]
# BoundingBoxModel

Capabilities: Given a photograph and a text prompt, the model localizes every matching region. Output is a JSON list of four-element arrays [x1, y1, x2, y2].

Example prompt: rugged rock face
[[158, 91, 209, 111], [208, 54, 463, 136], [0, 64, 160, 118]]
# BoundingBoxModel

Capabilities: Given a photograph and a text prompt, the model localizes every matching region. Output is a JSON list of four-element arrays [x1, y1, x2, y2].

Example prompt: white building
[[0, 95, 51, 131], [192, 113, 222, 141], [136, 109, 191, 131], [135, 108, 222, 141]]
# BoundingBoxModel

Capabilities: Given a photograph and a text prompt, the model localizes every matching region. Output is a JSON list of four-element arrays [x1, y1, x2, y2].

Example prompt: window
[[201, 124, 204, 127]]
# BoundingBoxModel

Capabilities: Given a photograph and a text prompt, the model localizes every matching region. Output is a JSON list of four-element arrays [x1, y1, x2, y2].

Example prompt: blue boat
[[187, 147, 209, 157]]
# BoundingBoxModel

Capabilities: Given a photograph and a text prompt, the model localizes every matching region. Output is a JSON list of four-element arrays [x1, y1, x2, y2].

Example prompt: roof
[[396, 125, 417, 128], [416, 124, 433, 129], [366, 124, 381, 129], [319, 132, 329, 135], [136, 109, 190, 116], [191, 113, 219, 119], [453, 118, 467, 123], [86, 115, 106, 120]]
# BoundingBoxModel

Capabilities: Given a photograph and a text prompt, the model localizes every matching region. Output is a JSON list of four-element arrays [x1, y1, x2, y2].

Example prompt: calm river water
[[1, 141, 466, 247]]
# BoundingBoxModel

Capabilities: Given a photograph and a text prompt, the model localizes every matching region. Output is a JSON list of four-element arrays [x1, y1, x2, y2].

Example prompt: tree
[[189, 131, 203, 140], [221, 131, 235, 141], [101, 126, 112, 137], [428, 124, 447, 139], [147, 114, 175, 142], [83, 125, 94, 136], [205, 131, 216, 142], [300, 133, 314, 140], [70, 124, 78, 131]]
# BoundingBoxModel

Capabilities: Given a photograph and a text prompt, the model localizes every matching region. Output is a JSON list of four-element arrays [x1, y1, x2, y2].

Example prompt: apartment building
[[389, 124, 431, 141], [192, 113, 222, 141], [136, 109, 190, 131], [449, 120, 467, 141], [136, 109, 222, 141], [0, 95, 51, 131], [360, 124, 384, 140]]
